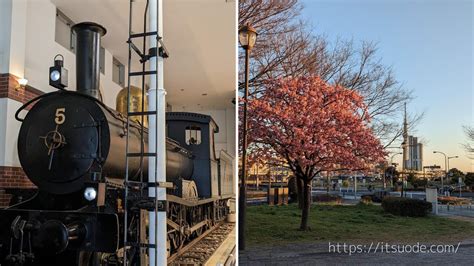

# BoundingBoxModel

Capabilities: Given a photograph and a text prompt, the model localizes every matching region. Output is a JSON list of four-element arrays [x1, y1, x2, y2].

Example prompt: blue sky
[[300, 0, 473, 172]]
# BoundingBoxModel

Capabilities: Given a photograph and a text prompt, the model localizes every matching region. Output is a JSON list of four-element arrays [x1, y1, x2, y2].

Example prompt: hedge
[[312, 194, 342, 203], [381, 197, 432, 217]]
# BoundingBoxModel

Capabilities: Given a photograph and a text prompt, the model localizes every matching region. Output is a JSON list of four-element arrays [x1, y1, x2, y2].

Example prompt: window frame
[[112, 57, 125, 86], [185, 126, 202, 145], [100, 46, 105, 74], [55, 9, 75, 53]]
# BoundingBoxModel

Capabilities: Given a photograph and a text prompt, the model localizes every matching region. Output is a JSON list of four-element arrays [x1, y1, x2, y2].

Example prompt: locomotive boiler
[[17, 90, 194, 195], [0, 22, 233, 265]]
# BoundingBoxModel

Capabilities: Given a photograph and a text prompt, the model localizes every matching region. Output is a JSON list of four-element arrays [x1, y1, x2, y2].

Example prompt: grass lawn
[[246, 203, 474, 247]]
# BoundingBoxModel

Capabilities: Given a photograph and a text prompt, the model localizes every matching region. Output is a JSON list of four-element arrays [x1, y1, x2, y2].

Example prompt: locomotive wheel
[[191, 206, 204, 237], [169, 202, 188, 252], [78, 251, 102, 266], [167, 237, 171, 257], [170, 231, 185, 251], [168, 204, 180, 223], [78, 251, 92, 266], [195, 227, 203, 237]]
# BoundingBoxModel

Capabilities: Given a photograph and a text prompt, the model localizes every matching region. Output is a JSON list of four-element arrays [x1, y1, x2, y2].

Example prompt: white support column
[[148, 0, 167, 265], [0, 0, 27, 168], [0, 0, 13, 74]]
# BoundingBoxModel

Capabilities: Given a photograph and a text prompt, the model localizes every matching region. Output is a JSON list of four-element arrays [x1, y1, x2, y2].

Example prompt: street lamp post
[[433, 151, 447, 194], [389, 152, 402, 189], [447, 155, 458, 196], [238, 24, 257, 251], [447, 156, 458, 173], [390, 152, 403, 165]]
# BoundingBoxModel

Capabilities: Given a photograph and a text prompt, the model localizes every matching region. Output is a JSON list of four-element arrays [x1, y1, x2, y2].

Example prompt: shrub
[[312, 194, 342, 203], [407, 173, 416, 184], [381, 197, 432, 217], [411, 178, 428, 189], [361, 194, 372, 201], [465, 173, 474, 189], [360, 195, 372, 205]]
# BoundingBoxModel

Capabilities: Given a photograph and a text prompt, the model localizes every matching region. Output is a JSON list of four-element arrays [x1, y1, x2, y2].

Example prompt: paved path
[[239, 241, 474, 265]]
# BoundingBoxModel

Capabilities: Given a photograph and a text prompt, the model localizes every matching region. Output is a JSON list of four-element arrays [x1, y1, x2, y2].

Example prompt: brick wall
[[0, 166, 35, 188], [0, 73, 43, 109], [0, 73, 42, 207], [0, 166, 36, 207], [0, 191, 13, 208]]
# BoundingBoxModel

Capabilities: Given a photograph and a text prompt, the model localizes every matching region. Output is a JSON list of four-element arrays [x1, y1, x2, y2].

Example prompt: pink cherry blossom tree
[[247, 76, 386, 230]]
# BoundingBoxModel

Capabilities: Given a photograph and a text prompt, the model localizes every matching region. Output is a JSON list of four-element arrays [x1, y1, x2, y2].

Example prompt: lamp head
[[15, 78, 28, 90], [238, 24, 258, 50]]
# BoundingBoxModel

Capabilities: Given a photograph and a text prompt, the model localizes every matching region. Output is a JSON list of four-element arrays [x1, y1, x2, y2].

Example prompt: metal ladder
[[123, 0, 169, 265]]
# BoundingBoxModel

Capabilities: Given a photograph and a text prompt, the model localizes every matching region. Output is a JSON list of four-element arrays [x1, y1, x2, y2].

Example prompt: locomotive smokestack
[[71, 22, 106, 99]]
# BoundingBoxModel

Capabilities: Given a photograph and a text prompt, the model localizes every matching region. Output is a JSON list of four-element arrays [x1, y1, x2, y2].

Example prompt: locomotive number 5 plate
[[55, 108, 66, 125]]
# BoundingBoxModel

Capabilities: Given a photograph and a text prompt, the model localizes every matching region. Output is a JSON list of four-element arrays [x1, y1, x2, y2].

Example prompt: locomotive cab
[[166, 112, 219, 198]]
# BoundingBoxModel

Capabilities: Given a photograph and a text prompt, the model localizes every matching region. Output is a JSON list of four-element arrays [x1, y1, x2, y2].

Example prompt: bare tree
[[463, 126, 474, 158], [238, 0, 421, 148]]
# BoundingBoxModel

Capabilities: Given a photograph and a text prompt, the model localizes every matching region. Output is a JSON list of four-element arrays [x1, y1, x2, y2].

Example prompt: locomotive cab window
[[185, 126, 201, 145]]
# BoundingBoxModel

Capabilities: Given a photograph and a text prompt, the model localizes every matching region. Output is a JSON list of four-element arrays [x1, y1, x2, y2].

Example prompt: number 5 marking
[[55, 108, 66, 125]]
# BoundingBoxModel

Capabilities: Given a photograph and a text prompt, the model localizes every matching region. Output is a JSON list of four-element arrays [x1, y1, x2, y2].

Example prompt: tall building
[[402, 103, 409, 166], [402, 104, 423, 171]]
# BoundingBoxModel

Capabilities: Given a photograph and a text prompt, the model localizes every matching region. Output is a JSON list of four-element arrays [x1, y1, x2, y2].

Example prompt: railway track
[[168, 222, 234, 265]]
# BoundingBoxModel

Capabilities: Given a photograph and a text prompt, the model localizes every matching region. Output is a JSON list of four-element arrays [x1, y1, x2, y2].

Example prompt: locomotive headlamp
[[50, 70, 61, 82], [84, 187, 97, 201], [49, 54, 68, 90]]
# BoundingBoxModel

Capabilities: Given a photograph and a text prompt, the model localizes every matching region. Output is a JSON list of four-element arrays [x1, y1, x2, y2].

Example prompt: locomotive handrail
[[15, 90, 193, 159], [16, 90, 135, 126], [15, 91, 58, 122]]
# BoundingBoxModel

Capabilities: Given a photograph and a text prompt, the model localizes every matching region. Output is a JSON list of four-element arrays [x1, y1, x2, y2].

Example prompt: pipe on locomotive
[[71, 22, 107, 99]]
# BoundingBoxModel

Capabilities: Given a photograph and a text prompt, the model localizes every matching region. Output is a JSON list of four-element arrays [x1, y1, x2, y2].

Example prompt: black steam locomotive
[[0, 22, 233, 265]]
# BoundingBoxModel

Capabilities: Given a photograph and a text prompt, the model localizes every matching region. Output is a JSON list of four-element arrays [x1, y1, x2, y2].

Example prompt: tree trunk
[[326, 174, 330, 193], [296, 177, 304, 209], [300, 179, 311, 230]]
